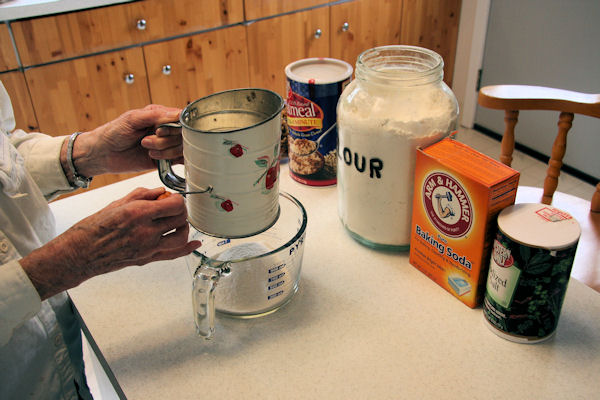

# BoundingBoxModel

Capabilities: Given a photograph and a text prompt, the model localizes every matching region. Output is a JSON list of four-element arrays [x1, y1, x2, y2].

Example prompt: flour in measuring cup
[[215, 242, 290, 314], [216, 242, 270, 262]]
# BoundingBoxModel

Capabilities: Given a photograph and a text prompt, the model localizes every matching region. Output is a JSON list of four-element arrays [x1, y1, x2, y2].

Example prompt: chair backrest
[[477, 85, 600, 213]]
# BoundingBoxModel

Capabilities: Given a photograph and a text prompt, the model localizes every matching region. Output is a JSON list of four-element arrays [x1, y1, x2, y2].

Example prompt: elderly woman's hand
[[66, 105, 183, 178], [19, 187, 201, 300]]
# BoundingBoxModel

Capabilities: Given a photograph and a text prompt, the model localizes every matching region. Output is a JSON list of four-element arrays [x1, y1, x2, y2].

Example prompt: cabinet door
[[0, 71, 39, 131], [25, 47, 150, 136], [400, 0, 461, 86], [1, 23, 19, 72], [144, 25, 250, 107], [11, 0, 244, 66], [330, 0, 403, 68], [247, 7, 330, 97]]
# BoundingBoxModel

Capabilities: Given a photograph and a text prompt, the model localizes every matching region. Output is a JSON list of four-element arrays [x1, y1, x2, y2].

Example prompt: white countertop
[[50, 165, 600, 400], [0, 0, 134, 21]]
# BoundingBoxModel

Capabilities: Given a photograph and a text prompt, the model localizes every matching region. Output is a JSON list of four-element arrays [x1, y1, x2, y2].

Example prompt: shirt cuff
[[0, 259, 42, 346], [23, 135, 73, 195]]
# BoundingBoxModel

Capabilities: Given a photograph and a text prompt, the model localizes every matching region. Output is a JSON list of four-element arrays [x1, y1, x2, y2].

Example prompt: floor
[[455, 127, 598, 201], [82, 127, 597, 399]]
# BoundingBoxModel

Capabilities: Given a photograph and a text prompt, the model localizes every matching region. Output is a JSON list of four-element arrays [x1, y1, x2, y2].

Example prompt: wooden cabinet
[[247, 6, 330, 97], [16, 0, 246, 136], [0, 70, 39, 131], [330, 0, 404, 70], [330, 0, 461, 86], [144, 25, 250, 107], [400, 0, 461, 86], [11, 0, 244, 66], [22, 25, 250, 134], [1, 23, 19, 72], [24, 47, 150, 136]]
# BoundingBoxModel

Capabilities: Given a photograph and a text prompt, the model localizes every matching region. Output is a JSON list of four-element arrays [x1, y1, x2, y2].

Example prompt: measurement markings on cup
[[268, 272, 285, 282], [268, 290, 284, 300], [269, 263, 286, 273], [268, 280, 285, 291]]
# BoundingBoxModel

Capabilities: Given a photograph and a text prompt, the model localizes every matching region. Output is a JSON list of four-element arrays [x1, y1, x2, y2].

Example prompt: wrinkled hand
[[75, 105, 183, 177], [20, 188, 201, 300]]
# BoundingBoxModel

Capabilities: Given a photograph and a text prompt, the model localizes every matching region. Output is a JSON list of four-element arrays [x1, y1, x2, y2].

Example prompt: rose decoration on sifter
[[209, 193, 238, 213], [254, 144, 280, 192], [223, 139, 248, 158]]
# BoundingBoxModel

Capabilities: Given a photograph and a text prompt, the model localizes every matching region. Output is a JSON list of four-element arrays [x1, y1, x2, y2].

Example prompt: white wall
[[474, 0, 600, 179], [452, 0, 490, 129]]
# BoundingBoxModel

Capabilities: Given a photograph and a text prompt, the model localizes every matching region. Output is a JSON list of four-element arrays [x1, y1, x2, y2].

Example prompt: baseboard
[[473, 124, 598, 186]]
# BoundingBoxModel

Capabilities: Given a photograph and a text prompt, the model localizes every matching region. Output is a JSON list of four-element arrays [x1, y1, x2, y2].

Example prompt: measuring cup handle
[[192, 265, 222, 339]]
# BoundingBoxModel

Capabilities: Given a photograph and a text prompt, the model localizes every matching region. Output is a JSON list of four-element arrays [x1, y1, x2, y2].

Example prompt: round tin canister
[[483, 203, 581, 343], [158, 88, 284, 238], [285, 58, 353, 186]]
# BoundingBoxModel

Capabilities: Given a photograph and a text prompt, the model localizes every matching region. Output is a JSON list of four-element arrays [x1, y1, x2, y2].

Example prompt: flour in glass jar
[[336, 46, 458, 251]]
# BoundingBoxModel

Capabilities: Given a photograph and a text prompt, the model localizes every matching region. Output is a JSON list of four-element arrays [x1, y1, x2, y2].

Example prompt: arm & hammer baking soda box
[[409, 137, 520, 308]]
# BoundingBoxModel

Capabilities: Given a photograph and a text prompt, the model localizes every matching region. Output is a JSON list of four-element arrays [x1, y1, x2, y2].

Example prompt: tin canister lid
[[285, 58, 353, 84], [497, 203, 581, 250]]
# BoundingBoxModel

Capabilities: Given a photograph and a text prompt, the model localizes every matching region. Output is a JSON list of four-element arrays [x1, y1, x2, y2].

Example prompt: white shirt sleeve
[[2, 79, 74, 197], [10, 130, 74, 197], [0, 260, 42, 346]]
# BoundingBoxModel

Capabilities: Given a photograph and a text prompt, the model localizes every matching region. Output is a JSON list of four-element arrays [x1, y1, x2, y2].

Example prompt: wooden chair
[[478, 85, 600, 292]]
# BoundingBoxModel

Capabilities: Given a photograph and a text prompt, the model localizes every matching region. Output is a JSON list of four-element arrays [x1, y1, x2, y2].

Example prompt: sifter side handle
[[156, 122, 186, 191], [156, 122, 211, 194]]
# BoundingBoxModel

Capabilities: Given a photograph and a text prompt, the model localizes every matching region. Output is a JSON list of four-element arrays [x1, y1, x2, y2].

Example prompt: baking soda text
[[415, 224, 473, 269]]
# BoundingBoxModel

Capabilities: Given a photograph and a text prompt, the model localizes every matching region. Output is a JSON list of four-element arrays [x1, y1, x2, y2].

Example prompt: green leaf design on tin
[[526, 255, 553, 275], [255, 159, 269, 168], [518, 249, 552, 275], [551, 258, 572, 276]]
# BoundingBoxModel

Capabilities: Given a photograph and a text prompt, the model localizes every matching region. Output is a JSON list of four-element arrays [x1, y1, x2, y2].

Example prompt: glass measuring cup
[[186, 192, 307, 339]]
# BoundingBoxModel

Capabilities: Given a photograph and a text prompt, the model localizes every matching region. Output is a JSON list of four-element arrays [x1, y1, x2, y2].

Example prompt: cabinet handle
[[124, 73, 135, 85], [162, 65, 172, 75], [136, 19, 147, 31], [342, 22, 350, 32], [314, 28, 322, 39]]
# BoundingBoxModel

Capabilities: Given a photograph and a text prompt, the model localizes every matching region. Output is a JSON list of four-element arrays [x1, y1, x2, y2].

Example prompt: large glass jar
[[337, 45, 459, 251]]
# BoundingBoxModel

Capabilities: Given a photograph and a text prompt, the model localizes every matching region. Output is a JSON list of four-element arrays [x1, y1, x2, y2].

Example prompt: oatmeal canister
[[285, 58, 353, 186], [483, 203, 581, 343]]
